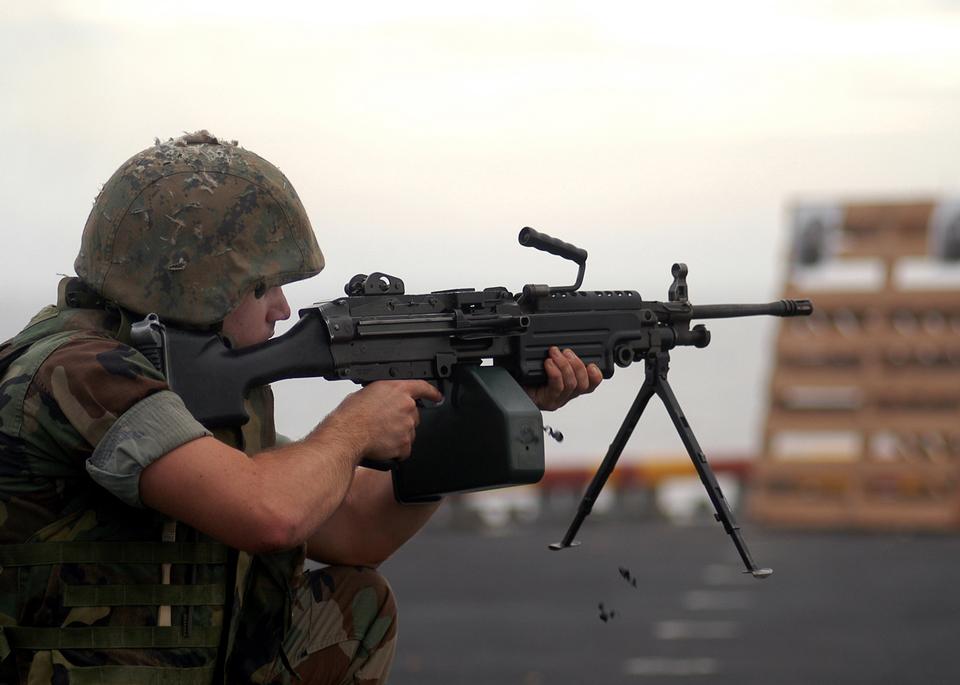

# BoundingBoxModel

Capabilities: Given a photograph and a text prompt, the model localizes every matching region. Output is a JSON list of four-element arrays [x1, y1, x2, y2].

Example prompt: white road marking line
[[654, 619, 740, 640], [623, 657, 720, 676], [682, 589, 752, 611]]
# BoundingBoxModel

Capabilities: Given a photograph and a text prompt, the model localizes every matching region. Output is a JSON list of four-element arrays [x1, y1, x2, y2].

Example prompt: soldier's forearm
[[305, 469, 442, 567]]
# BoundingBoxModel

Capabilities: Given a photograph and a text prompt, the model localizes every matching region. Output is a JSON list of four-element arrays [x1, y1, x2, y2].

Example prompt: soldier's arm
[[38, 335, 438, 557], [140, 380, 441, 555]]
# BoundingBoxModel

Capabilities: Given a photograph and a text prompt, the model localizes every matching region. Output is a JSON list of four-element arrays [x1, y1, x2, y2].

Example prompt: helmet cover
[[75, 131, 324, 326]]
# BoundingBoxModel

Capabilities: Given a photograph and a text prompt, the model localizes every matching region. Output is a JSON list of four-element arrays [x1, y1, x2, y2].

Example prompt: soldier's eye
[[254, 282, 267, 299]]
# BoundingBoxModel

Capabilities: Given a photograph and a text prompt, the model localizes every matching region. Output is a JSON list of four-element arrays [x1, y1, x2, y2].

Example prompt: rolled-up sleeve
[[85, 389, 211, 507]]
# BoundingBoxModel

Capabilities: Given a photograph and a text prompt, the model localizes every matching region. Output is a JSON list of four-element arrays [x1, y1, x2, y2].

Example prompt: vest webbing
[[2, 625, 222, 650], [47, 664, 215, 685], [64, 584, 226, 608], [0, 542, 227, 567], [0, 299, 242, 682]]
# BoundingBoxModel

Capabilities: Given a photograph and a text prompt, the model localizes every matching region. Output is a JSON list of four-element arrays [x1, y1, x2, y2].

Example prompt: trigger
[[420, 379, 449, 408]]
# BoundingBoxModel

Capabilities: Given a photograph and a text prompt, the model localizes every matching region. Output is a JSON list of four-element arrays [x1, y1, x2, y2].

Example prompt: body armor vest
[[0, 283, 301, 684]]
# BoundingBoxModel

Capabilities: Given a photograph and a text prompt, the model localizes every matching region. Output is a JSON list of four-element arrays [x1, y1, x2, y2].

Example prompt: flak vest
[[0, 286, 301, 684]]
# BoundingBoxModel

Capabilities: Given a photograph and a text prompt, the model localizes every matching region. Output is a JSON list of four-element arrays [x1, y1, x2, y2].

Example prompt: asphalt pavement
[[380, 517, 960, 685]]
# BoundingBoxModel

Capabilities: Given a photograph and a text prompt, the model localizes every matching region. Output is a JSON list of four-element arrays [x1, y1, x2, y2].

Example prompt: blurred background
[[3, 1, 959, 682]]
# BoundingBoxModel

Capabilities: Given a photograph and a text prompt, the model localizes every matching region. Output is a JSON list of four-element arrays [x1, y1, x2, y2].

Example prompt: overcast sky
[[3, 1, 959, 464]]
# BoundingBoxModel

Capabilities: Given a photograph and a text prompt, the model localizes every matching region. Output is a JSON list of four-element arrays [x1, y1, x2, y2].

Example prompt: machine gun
[[131, 228, 811, 578]]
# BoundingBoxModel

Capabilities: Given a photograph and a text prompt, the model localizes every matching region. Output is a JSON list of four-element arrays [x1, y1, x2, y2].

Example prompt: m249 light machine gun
[[131, 228, 812, 578]]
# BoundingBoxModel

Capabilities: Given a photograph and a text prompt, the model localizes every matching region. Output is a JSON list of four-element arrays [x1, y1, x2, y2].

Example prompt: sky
[[3, 0, 960, 465]]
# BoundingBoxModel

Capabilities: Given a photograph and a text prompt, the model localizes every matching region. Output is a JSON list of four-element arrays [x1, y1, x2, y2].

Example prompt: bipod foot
[[548, 540, 581, 551]]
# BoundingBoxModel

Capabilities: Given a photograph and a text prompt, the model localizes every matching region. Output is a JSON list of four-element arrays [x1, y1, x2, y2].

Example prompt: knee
[[315, 565, 397, 617], [315, 566, 398, 656], [284, 567, 399, 683], [349, 566, 395, 610]]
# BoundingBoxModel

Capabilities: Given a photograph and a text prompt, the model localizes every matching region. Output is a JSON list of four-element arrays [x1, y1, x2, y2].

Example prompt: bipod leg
[[652, 352, 772, 579], [549, 358, 658, 550]]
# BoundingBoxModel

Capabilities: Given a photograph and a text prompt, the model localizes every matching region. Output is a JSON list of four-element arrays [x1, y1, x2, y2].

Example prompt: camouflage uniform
[[0, 134, 397, 684]]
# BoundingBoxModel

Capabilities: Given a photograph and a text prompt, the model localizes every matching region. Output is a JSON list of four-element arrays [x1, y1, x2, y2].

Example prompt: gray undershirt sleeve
[[85, 389, 212, 508]]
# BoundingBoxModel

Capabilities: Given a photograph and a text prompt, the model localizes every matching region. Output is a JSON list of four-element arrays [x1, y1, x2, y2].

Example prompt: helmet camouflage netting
[[75, 130, 324, 326]]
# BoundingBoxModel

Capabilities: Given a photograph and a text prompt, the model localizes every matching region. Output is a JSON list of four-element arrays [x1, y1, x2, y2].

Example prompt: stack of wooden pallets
[[749, 200, 960, 529]]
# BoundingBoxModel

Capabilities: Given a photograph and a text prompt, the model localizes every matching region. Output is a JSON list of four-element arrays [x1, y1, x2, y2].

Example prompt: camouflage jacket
[[0, 282, 303, 684]]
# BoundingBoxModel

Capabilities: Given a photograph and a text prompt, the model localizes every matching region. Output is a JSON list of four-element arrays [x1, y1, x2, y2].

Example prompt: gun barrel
[[691, 299, 813, 319]]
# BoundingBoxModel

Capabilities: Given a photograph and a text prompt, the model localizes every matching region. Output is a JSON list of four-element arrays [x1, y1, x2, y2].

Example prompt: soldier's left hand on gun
[[525, 346, 602, 411]]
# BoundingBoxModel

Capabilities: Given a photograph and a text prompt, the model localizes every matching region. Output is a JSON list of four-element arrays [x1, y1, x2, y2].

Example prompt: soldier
[[0, 131, 601, 684]]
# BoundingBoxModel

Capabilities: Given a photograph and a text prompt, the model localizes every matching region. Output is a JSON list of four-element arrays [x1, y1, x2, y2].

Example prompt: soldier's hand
[[525, 347, 602, 411], [334, 380, 443, 462]]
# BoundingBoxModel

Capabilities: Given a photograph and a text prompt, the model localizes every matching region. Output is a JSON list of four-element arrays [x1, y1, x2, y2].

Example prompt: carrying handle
[[518, 227, 588, 292]]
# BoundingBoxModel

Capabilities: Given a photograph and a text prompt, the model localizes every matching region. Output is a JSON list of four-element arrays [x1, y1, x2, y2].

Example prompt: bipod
[[549, 349, 773, 580]]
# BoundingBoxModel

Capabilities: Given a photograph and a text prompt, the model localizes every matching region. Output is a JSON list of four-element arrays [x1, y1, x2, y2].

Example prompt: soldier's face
[[221, 286, 291, 348]]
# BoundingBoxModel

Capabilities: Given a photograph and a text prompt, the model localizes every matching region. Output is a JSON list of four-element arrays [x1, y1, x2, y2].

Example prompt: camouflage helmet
[[75, 131, 324, 326]]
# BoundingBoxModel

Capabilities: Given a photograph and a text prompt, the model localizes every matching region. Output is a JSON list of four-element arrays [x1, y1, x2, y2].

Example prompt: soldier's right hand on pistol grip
[[338, 380, 443, 461]]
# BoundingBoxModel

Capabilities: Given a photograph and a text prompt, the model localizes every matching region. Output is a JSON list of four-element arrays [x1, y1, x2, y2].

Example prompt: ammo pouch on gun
[[392, 365, 545, 503]]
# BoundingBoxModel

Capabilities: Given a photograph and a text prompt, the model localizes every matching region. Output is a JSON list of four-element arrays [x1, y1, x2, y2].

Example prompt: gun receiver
[[131, 229, 811, 577]]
